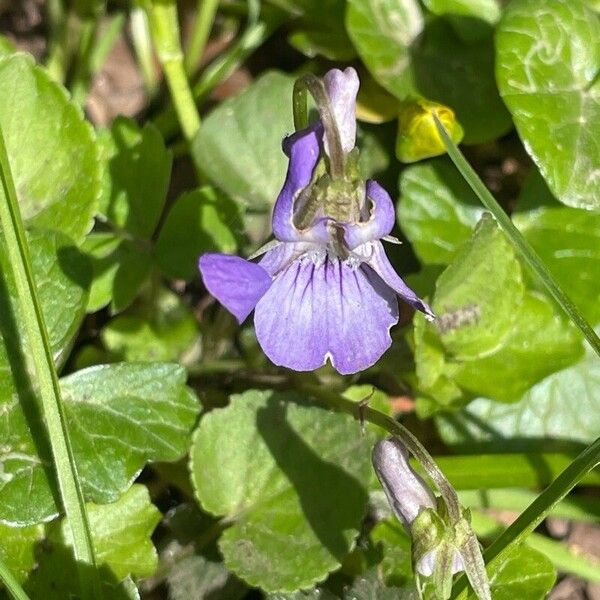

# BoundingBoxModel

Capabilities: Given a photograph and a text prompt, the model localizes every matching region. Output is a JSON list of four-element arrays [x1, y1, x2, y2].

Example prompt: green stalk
[[145, 0, 201, 142], [71, 12, 125, 106], [0, 128, 100, 598], [0, 558, 30, 600], [459, 488, 600, 522], [432, 452, 600, 490], [153, 13, 280, 139], [434, 114, 600, 359], [302, 385, 491, 599], [470, 511, 600, 582], [303, 385, 462, 519], [452, 437, 600, 598], [293, 74, 345, 180], [45, 9, 80, 83], [69, 16, 97, 105], [185, 0, 220, 75], [130, 6, 159, 96]]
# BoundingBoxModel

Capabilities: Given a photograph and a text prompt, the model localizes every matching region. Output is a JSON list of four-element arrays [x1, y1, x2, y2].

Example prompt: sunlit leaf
[[0, 363, 198, 525], [192, 72, 295, 210], [496, 0, 600, 209], [190, 390, 373, 592], [0, 54, 99, 242]]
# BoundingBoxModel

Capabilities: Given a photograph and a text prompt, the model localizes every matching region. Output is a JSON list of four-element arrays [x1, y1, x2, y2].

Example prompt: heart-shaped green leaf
[[25, 485, 160, 598], [346, 0, 511, 142], [496, 0, 600, 209], [432, 215, 524, 359], [97, 117, 172, 238], [467, 545, 555, 600], [190, 390, 372, 592], [155, 187, 242, 281], [398, 157, 484, 264], [438, 338, 600, 444]]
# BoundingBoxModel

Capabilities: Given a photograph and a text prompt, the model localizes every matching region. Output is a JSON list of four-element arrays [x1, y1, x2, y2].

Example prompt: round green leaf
[[398, 158, 484, 265], [82, 232, 153, 313], [467, 545, 555, 600], [346, 0, 422, 101], [192, 72, 295, 210], [190, 390, 373, 592], [26, 485, 160, 598], [155, 186, 241, 280], [452, 291, 583, 402], [0, 363, 199, 525], [62, 485, 161, 580], [0, 54, 100, 242], [102, 288, 200, 363], [439, 339, 600, 444], [432, 215, 524, 359], [496, 0, 600, 209], [513, 172, 600, 324], [0, 522, 44, 583], [62, 363, 199, 503]]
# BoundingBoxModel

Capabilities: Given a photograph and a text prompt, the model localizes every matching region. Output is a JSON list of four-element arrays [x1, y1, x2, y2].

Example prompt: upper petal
[[323, 67, 360, 155], [343, 179, 396, 249], [199, 253, 272, 323], [273, 122, 328, 244], [254, 257, 399, 374], [366, 242, 435, 320]]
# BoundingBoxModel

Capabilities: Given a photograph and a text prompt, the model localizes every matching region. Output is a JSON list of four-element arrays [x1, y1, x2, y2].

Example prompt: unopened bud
[[372, 437, 436, 529], [372, 437, 466, 596], [396, 100, 464, 163]]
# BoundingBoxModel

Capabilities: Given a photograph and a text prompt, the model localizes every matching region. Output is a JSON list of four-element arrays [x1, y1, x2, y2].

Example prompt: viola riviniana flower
[[199, 67, 434, 375]]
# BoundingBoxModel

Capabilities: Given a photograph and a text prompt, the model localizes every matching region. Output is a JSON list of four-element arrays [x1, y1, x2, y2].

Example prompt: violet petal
[[273, 123, 328, 244], [253, 257, 399, 374], [367, 242, 435, 320], [323, 67, 360, 155], [199, 253, 272, 323], [343, 180, 396, 249]]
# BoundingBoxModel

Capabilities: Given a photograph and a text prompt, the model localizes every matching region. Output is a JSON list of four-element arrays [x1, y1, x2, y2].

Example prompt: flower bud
[[372, 437, 466, 593], [396, 99, 464, 163], [372, 437, 436, 529]]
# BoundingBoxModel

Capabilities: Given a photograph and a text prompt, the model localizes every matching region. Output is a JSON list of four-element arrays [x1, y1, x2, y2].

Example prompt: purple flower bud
[[372, 437, 436, 529], [198, 69, 434, 375], [323, 67, 360, 155], [373, 437, 466, 581]]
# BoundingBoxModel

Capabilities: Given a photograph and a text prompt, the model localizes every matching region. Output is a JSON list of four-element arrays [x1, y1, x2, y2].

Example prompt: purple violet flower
[[199, 67, 434, 375]]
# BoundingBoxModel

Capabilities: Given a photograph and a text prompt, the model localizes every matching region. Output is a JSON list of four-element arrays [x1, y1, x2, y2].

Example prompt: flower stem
[[70, 11, 124, 106], [184, 0, 220, 75], [433, 113, 600, 360], [302, 385, 461, 516], [452, 436, 600, 599], [145, 0, 201, 142], [301, 384, 491, 599], [153, 14, 280, 140], [0, 127, 101, 599]]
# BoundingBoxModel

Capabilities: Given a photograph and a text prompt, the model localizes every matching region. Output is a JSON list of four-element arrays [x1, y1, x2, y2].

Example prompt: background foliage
[[0, 0, 598, 598]]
